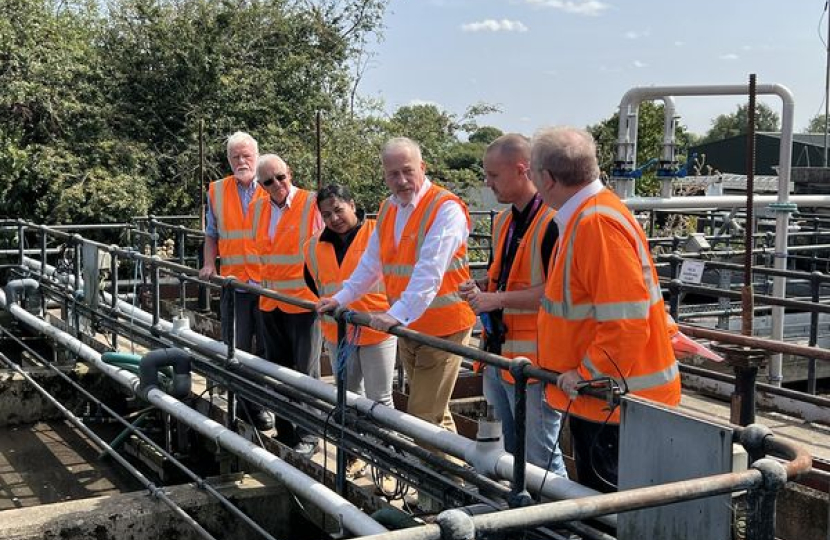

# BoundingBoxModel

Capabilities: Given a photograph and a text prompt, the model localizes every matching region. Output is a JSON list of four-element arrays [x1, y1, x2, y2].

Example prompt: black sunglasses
[[261, 173, 287, 187]]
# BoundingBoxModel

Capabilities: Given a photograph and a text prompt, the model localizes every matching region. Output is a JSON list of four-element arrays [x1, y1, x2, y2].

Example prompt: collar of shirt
[[390, 178, 432, 209], [235, 177, 257, 195], [270, 185, 297, 210], [553, 179, 604, 232]]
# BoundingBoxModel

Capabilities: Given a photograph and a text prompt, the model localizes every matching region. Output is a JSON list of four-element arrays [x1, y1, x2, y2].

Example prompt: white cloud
[[625, 29, 650, 40], [461, 19, 528, 33], [719, 53, 739, 61], [741, 45, 752, 51], [633, 60, 647, 68], [525, 0, 609, 17], [674, 40, 684, 47]]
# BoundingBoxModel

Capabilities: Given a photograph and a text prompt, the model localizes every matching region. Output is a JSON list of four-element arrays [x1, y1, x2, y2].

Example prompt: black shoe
[[251, 410, 274, 432], [293, 440, 320, 458]]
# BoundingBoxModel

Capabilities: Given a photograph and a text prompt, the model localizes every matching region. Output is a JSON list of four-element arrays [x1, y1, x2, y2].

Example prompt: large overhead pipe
[[21, 256, 613, 525], [614, 83, 796, 387], [0, 284, 388, 537]]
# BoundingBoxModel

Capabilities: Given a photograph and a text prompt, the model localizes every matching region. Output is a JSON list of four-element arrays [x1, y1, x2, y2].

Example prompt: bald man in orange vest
[[317, 137, 476, 439]]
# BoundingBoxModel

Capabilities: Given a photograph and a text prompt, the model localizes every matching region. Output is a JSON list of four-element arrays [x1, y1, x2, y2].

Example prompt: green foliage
[[805, 113, 829, 134], [587, 102, 696, 196], [701, 102, 780, 143], [469, 126, 504, 145]]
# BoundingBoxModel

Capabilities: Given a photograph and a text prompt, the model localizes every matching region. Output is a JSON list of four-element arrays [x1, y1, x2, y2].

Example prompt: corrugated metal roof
[[676, 174, 780, 193]]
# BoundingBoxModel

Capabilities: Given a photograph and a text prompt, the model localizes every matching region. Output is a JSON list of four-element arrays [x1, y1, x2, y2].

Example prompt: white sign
[[679, 260, 706, 284]]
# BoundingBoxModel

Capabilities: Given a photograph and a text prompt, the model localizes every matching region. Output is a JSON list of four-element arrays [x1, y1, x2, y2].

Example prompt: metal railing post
[[808, 271, 821, 395], [39, 228, 47, 316], [223, 279, 237, 433], [17, 221, 25, 267], [178, 228, 187, 311], [745, 459, 788, 540], [335, 311, 348, 496], [509, 358, 532, 508], [110, 249, 119, 350], [72, 236, 82, 335]]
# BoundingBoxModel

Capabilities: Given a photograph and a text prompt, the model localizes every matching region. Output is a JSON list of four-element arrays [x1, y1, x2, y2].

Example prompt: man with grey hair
[[200, 131, 271, 430], [531, 126, 680, 492], [247, 153, 324, 457], [459, 133, 565, 475], [317, 137, 476, 472]]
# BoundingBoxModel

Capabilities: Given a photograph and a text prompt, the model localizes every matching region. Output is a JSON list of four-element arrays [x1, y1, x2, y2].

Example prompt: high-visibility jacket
[[247, 189, 320, 313], [377, 184, 476, 336], [208, 176, 266, 282], [486, 204, 556, 383], [304, 220, 391, 346], [538, 188, 680, 424]]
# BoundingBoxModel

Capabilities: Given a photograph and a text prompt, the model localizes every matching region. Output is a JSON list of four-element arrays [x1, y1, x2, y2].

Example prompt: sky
[[358, 0, 830, 138]]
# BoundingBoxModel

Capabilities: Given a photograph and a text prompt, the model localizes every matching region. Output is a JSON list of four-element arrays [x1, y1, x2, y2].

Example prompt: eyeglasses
[[261, 173, 287, 187]]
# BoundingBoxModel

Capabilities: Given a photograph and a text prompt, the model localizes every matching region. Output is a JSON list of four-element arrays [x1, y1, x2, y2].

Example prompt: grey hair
[[381, 137, 423, 163], [226, 131, 259, 158], [531, 126, 599, 187], [257, 153, 287, 174], [486, 133, 531, 163]]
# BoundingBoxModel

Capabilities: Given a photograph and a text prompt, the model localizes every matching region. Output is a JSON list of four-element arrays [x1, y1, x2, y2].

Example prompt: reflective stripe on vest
[[212, 180, 253, 241], [582, 354, 679, 392], [542, 204, 662, 322]]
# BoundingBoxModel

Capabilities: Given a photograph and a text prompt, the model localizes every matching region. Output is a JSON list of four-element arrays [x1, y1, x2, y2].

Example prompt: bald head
[[485, 133, 531, 164], [483, 133, 536, 207], [530, 126, 599, 188]]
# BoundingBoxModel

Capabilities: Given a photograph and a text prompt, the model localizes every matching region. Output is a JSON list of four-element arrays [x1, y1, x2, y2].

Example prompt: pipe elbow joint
[[5, 278, 39, 309], [139, 348, 192, 399], [436, 509, 475, 540]]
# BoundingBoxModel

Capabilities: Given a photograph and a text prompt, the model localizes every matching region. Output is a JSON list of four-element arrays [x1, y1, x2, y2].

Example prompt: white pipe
[[616, 84, 796, 386], [622, 194, 830, 211], [0, 282, 387, 537], [22, 256, 613, 524]]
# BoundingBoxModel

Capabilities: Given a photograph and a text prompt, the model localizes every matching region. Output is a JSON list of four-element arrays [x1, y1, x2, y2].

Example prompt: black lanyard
[[497, 193, 543, 291]]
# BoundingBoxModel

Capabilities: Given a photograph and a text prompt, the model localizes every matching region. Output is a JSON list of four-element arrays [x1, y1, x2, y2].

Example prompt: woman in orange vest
[[303, 185, 397, 409]]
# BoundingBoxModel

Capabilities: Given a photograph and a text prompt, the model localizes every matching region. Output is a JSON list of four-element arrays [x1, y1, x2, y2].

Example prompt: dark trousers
[[220, 289, 264, 356], [569, 416, 620, 493], [220, 289, 266, 422], [259, 307, 322, 445]]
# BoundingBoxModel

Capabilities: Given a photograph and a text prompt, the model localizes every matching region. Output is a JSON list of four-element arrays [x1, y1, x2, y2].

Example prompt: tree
[[469, 126, 504, 145], [701, 103, 780, 143], [805, 113, 829, 134], [587, 102, 696, 195]]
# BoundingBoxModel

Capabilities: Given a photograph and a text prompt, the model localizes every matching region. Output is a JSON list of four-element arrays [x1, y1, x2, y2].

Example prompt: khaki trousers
[[398, 327, 472, 433]]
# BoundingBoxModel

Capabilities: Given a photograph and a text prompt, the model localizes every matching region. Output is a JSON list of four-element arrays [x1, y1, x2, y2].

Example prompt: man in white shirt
[[317, 138, 476, 438]]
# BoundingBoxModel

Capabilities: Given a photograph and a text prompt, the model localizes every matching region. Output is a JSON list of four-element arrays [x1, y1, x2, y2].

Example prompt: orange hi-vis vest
[[247, 189, 319, 314], [208, 176, 266, 282], [376, 184, 476, 336], [304, 220, 391, 346], [487, 204, 556, 383], [538, 188, 680, 424]]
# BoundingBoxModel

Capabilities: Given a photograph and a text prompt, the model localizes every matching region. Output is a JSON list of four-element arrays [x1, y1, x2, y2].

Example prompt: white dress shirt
[[553, 179, 605, 234], [333, 179, 469, 326], [267, 185, 323, 240]]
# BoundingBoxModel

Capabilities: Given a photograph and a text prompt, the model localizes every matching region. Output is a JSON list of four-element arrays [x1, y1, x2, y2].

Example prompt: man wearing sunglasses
[[247, 154, 324, 457], [201, 131, 271, 430]]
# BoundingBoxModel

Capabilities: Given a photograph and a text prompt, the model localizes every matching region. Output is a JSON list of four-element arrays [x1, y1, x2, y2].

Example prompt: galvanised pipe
[[617, 84, 795, 389], [0, 287, 388, 537], [679, 323, 830, 363], [0, 351, 219, 540]]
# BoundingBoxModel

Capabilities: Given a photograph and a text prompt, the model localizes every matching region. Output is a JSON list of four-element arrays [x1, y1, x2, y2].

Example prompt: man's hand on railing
[[316, 297, 340, 314], [198, 263, 216, 281]]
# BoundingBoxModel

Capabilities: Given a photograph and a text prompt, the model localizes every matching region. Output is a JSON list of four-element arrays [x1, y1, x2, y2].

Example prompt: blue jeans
[[483, 365, 567, 477]]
